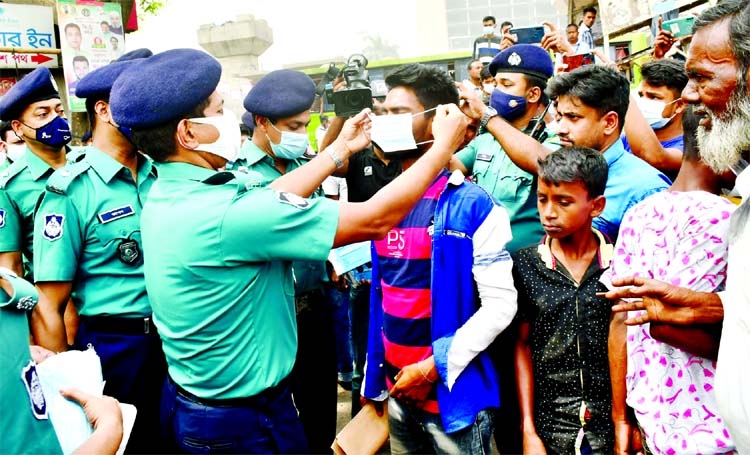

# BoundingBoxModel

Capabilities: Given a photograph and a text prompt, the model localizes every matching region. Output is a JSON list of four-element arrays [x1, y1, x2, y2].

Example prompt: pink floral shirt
[[609, 190, 736, 454]]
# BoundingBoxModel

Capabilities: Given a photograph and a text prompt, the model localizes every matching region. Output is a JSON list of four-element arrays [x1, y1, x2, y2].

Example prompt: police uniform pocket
[[93, 222, 143, 266], [495, 174, 533, 205]]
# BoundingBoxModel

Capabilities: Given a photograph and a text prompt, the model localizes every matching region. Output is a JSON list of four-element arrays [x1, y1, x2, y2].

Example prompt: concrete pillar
[[198, 14, 273, 116]]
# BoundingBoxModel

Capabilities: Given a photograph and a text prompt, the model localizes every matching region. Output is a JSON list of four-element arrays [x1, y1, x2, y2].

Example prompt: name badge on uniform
[[364, 166, 373, 176], [21, 361, 48, 420], [43, 214, 64, 241], [0, 208, 5, 228], [477, 153, 493, 162], [97, 205, 135, 224]]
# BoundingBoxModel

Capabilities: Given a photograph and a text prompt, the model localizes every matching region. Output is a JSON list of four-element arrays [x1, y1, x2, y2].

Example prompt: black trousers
[[290, 289, 338, 455]]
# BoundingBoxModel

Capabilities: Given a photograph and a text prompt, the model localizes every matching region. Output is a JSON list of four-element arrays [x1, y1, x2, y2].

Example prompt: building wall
[[445, 0, 566, 51]]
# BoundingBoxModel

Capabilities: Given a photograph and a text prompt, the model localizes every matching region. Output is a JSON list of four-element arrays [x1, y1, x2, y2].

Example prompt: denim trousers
[[388, 397, 495, 455]]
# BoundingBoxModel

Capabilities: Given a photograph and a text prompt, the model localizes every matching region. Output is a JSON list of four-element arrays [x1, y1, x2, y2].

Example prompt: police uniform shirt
[[230, 140, 328, 293], [141, 162, 340, 400], [1, 275, 62, 454], [345, 146, 402, 203], [456, 130, 559, 253], [0, 148, 55, 263], [33, 147, 156, 317]]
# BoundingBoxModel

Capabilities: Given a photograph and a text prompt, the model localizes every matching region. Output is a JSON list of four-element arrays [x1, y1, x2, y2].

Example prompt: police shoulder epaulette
[[202, 171, 236, 186], [45, 160, 92, 195], [0, 161, 27, 189]]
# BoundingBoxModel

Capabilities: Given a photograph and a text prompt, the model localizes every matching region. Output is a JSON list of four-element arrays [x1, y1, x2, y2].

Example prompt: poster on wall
[[598, 0, 705, 36], [57, 0, 126, 112], [0, 3, 57, 69]]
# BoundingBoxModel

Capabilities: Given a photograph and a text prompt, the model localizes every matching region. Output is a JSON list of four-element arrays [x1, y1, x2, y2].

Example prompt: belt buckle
[[144, 317, 150, 335]]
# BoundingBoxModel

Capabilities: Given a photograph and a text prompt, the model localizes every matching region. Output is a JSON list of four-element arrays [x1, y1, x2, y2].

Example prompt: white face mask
[[369, 110, 434, 155], [483, 83, 495, 95], [6, 143, 26, 162], [188, 111, 241, 163], [635, 97, 678, 130], [483, 25, 495, 35]]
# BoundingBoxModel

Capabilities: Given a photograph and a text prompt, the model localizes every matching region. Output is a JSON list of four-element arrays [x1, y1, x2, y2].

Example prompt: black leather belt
[[80, 315, 157, 336], [170, 375, 288, 408]]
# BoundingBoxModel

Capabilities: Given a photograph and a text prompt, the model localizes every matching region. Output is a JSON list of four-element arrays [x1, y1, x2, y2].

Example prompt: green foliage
[[139, 0, 166, 16]]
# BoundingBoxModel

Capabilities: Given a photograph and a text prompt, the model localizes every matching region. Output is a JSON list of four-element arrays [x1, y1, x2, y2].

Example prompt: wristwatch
[[479, 106, 497, 130]]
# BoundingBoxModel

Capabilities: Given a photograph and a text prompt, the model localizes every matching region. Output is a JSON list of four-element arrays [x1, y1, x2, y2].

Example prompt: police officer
[[108, 48, 467, 454], [450, 43, 557, 454], [30, 51, 169, 453], [236, 69, 338, 453], [1, 268, 124, 454], [0, 67, 70, 277]]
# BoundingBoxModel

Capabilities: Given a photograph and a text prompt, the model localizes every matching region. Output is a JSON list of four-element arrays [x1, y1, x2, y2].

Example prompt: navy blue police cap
[[0, 66, 59, 121], [244, 69, 315, 119], [489, 44, 554, 81], [241, 111, 255, 129], [115, 48, 153, 62], [75, 59, 142, 100], [110, 48, 221, 128]]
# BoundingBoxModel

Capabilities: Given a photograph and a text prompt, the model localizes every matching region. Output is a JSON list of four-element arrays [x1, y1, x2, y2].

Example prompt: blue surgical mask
[[490, 89, 527, 122], [267, 122, 309, 160], [24, 116, 71, 148]]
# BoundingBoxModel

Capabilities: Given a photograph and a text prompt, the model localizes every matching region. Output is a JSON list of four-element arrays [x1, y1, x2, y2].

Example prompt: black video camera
[[323, 54, 373, 117]]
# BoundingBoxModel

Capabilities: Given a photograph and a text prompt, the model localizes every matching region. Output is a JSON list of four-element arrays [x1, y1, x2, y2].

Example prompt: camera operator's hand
[[330, 108, 372, 160], [653, 18, 675, 60], [456, 82, 487, 121], [431, 104, 469, 156]]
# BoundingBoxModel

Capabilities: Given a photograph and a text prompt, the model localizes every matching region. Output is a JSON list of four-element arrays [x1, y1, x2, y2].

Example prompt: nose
[[540, 202, 557, 220], [681, 80, 700, 105]]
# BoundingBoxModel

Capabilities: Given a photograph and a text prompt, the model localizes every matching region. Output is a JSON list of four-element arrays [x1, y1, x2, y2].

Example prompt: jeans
[[328, 286, 353, 381], [161, 377, 307, 454], [347, 268, 372, 417], [388, 397, 495, 455]]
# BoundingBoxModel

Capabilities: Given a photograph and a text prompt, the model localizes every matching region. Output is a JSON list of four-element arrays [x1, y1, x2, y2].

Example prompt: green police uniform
[[141, 162, 339, 399], [0, 149, 55, 266], [33, 146, 155, 317], [0, 270, 63, 454], [456, 129, 560, 253], [230, 140, 329, 294]]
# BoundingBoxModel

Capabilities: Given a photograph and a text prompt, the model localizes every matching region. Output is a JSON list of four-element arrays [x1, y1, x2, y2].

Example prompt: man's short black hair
[[100, 21, 110, 27], [130, 98, 211, 162], [547, 65, 630, 133], [523, 74, 549, 95], [538, 146, 608, 198], [385, 64, 458, 117], [467, 59, 482, 70], [583, 6, 597, 15], [566, 23, 579, 29], [480, 66, 493, 80], [501, 21, 513, 28], [72, 55, 89, 65], [483, 16, 496, 24], [641, 59, 688, 97], [65, 23, 81, 33], [0, 120, 14, 142]]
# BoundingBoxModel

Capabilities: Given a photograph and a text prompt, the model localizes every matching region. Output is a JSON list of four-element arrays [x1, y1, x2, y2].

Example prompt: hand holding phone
[[510, 26, 546, 44]]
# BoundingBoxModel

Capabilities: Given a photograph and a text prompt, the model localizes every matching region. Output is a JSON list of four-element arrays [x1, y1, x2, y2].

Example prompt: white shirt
[[716, 165, 750, 454]]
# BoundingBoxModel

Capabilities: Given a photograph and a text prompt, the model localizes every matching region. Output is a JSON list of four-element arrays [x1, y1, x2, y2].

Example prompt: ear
[[672, 97, 686, 116], [254, 115, 269, 133], [94, 100, 111, 122], [590, 195, 606, 218], [10, 119, 24, 138], [602, 111, 619, 137], [527, 85, 542, 104], [175, 118, 201, 150]]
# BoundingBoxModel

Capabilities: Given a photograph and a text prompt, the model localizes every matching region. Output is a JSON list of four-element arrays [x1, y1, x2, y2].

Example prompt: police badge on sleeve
[[0, 208, 5, 228], [43, 214, 64, 241], [21, 361, 48, 420], [277, 191, 310, 209]]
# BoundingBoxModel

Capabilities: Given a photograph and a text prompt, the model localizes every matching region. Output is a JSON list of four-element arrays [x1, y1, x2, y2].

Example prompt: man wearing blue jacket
[[362, 63, 518, 454]]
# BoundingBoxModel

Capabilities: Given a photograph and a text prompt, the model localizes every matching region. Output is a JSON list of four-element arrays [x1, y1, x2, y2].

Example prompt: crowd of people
[[1, 0, 749, 454]]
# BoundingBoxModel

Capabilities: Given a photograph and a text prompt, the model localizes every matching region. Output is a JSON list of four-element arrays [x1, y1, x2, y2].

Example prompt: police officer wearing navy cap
[[0, 67, 70, 278], [451, 43, 557, 454], [30, 51, 170, 453], [233, 69, 338, 454], [109, 47, 467, 453]]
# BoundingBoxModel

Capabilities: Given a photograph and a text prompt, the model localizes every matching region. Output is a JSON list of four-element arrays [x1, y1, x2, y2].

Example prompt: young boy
[[513, 146, 614, 454]]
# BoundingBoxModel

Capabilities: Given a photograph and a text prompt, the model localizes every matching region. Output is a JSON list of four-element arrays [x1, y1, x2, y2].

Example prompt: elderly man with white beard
[[605, 1, 750, 453]]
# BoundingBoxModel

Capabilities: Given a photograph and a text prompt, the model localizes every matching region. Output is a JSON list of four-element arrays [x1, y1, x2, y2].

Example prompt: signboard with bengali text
[[0, 3, 58, 69]]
